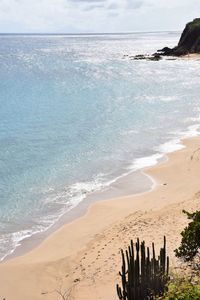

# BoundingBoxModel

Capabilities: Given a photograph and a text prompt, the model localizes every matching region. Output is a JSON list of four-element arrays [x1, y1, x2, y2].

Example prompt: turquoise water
[[0, 32, 200, 260]]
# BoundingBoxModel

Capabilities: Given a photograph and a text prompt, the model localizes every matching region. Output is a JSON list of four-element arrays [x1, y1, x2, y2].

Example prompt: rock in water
[[158, 18, 200, 56]]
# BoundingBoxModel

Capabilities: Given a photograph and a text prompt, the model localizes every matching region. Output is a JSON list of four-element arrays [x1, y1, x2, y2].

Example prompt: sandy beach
[[181, 53, 200, 60], [0, 137, 200, 300]]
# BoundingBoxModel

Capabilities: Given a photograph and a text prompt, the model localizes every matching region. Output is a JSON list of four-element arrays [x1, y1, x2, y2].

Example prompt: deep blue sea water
[[0, 32, 200, 260]]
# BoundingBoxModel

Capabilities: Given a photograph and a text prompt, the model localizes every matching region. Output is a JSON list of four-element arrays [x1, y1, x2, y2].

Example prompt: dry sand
[[0, 137, 200, 300], [181, 53, 200, 60]]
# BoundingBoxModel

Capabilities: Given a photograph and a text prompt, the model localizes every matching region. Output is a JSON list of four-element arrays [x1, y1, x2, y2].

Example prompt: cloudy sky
[[0, 0, 200, 33]]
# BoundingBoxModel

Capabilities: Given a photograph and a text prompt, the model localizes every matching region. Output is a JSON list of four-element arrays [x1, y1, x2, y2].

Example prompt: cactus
[[116, 236, 169, 300]]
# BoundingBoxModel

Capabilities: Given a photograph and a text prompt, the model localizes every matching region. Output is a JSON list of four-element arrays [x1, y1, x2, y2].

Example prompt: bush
[[174, 210, 200, 261], [164, 277, 200, 300]]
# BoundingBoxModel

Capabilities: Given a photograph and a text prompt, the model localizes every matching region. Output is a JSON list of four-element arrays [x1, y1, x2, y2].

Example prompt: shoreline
[[0, 137, 200, 299], [4, 156, 158, 262], [2, 134, 190, 262]]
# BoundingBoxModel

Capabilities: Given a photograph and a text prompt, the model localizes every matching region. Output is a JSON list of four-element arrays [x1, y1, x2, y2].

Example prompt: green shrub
[[174, 210, 200, 261], [164, 278, 200, 300]]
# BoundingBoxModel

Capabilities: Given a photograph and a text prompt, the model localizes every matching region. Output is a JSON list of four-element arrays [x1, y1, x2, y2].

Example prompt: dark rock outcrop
[[158, 18, 200, 56], [133, 53, 162, 61]]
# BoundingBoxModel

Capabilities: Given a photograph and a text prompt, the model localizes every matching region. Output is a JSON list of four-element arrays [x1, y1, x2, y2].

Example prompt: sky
[[0, 0, 200, 33]]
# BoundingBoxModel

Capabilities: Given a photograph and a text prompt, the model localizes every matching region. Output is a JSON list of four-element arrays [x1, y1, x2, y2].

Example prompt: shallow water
[[0, 32, 200, 260]]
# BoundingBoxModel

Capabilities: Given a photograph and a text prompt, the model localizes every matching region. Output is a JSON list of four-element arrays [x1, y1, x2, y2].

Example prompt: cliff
[[158, 18, 200, 56]]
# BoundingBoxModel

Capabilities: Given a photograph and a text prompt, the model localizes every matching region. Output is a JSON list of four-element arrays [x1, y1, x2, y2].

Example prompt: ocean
[[0, 32, 200, 260]]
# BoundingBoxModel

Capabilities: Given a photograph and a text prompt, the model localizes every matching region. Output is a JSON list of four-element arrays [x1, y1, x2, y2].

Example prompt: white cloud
[[0, 0, 200, 33]]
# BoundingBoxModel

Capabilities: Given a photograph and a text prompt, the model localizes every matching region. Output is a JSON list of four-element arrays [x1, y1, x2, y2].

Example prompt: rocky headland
[[159, 18, 200, 56], [127, 18, 200, 61]]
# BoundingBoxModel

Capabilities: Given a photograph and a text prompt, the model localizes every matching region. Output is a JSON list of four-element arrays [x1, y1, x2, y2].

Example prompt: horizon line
[[0, 30, 181, 36]]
